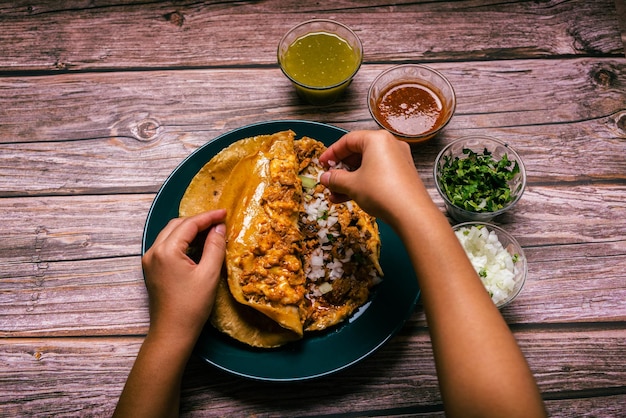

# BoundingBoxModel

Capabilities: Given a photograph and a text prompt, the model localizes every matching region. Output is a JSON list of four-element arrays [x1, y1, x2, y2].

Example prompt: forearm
[[113, 330, 197, 418], [115, 211, 225, 417], [394, 191, 545, 418]]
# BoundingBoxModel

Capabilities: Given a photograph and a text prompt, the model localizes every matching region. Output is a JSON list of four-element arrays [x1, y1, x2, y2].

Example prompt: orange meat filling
[[238, 156, 306, 308]]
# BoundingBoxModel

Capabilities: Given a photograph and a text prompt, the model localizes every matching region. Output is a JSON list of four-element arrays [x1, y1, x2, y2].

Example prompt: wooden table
[[1, 1, 625, 416]]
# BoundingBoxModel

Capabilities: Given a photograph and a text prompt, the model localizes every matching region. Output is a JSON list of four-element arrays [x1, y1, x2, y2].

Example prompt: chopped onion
[[455, 225, 520, 305], [318, 282, 333, 294], [310, 255, 324, 267], [301, 161, 382, 301]]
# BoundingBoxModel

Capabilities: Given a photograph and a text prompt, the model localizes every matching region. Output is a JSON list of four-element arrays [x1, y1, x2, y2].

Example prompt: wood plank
[[1, 58, 623, 145], [1, 235, 624, 336], [0, 329, 624, 416], [1, 182, 624, 265], [546, 395, 626, 418], [0, 256, 149, 337], [617, 0, 626, 55], [0, 59, 624, 197], [503, 244, 626, 323], [0, 337, 142, 417], [0, 194, 152, 263], [0, 0, 622, 72]]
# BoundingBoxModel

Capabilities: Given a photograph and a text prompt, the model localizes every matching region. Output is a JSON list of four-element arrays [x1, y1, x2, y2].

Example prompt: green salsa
[[282, 32, 360, 87]]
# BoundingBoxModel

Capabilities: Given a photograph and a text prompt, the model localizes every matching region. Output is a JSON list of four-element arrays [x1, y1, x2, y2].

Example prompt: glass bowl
[[453, 222, 527, 308], [368, 64, 456, 143], [278, 19, 363, 106], [434, 136, 526, 222]]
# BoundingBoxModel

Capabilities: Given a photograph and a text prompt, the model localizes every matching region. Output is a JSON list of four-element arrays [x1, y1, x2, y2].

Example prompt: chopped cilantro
[[478, 268, 487, 278], [439, 147, 520, 212]]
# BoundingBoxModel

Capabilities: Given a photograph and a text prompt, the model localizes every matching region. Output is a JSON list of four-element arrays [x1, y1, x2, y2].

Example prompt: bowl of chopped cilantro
[[453, 222, 527, 308], [434, 136, 526, 222]]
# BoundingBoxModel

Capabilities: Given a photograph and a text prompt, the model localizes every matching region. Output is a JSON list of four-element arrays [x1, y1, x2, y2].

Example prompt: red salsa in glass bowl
[[368, 64, 456, 143]]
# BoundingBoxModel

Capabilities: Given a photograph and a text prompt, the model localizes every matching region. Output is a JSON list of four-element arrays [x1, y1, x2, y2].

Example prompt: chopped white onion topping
[[318, 282, 333, 294], [455, 225, 521, 306], [301, 159, 381, 299]]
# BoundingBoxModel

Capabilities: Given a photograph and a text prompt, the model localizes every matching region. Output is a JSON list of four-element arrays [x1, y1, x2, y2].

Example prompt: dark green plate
[[142, 120, 420, 381]]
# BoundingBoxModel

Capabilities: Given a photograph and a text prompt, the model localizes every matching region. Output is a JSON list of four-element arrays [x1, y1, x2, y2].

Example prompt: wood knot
[[132, 118, 162, 142], [54, 60, 68, 71], [164, 11, 185, 27], [591, 67, 617, 88], [616, 112, 626, 134], [605, 111, 626, 139], [568, 27, 601, 54]]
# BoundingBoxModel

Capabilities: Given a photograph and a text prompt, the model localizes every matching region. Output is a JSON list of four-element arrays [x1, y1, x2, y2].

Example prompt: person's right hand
[[319, 130, 431, 225]]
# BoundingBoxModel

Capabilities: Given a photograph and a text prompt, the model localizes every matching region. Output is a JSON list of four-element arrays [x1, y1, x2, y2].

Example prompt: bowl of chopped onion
[[453, 222, 527, 308], [434, 136, 526, 222]]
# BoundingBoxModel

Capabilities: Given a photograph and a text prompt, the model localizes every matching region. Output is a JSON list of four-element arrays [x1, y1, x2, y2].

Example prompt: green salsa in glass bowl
[[434, 136, 526, 222], [278, 19, 363, 106]]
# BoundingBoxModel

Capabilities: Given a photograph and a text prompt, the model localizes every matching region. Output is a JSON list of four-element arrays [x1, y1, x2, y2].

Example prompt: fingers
[[197, 222, 226, 277], [319, 131, 377, 200], [186, 209, 227, 234], [151, 217, 184, 247], [149, 209, 227, 254], [320, 169, 352, 202], [319, 130, 366, 168]]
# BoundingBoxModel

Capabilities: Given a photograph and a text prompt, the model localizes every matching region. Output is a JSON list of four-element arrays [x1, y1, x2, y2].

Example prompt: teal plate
[[142, 120, 420, 381]]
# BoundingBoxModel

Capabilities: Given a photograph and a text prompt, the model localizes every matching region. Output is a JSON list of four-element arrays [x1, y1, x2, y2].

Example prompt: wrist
[[386, 186, 443, 234], [147, 320, 202, 357]]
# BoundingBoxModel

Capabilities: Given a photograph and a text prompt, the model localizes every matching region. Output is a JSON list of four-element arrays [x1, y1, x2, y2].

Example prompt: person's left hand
[[141, 209, 227, 343]]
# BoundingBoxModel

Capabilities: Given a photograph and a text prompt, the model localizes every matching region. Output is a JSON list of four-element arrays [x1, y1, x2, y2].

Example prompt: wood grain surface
[[1, 0, 625, 416]]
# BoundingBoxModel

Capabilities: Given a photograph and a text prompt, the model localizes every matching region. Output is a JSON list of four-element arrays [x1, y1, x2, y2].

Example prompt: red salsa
[[375, 83, 446, 136]]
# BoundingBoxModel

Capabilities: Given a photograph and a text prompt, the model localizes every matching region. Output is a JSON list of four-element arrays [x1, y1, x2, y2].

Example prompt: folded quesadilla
[[179, 130, 382, 348]]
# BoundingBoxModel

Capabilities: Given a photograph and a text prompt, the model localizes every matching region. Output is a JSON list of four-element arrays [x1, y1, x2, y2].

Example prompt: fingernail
[[320, 171, 330, 186], [215, 223, 226, 236]]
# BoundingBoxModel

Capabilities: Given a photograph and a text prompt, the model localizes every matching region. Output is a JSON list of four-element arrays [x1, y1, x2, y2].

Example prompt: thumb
[[320, 169, 354, 203], [197, 223, 226, 279]]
